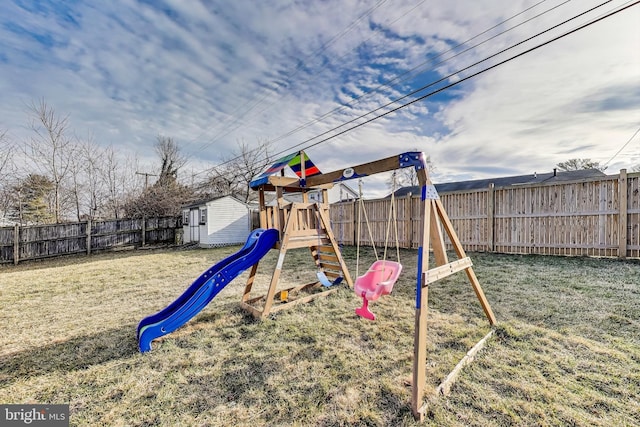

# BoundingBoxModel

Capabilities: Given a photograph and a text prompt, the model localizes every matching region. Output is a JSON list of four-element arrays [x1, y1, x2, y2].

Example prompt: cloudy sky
[[1, 0, 639, 196]]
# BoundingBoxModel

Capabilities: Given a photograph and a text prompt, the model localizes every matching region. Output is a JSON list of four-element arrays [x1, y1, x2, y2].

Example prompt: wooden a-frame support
[[240, 200, 354, 319], [411, 177, 496, 421], [303, 153, 496, 421]]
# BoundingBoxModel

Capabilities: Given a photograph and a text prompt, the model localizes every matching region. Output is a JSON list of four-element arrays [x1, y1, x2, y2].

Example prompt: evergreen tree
[[11, 174, 55, 224]]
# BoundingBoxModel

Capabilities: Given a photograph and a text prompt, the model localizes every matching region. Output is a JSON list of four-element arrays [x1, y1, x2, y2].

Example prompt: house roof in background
[[392, 168, 607, 198], [336, 182, 359, 200]]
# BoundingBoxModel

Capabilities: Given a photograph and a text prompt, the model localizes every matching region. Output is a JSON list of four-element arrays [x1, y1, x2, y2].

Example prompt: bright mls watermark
[[1, 405, 69, 426]]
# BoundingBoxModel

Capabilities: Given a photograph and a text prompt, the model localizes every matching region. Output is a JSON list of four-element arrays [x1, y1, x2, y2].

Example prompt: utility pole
[[136, 171, 158, 189]]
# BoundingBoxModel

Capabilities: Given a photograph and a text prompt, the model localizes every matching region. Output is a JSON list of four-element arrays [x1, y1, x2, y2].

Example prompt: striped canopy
[[250, 151, 321, 189]]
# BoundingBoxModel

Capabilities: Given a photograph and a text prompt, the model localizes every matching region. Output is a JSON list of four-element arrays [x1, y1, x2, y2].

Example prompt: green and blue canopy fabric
[[250, 151, 321, 189]]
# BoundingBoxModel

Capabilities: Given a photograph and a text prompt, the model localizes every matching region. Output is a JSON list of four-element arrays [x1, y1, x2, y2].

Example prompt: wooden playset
[[242, 150, 496, 421], [240, 151, 353, 318]]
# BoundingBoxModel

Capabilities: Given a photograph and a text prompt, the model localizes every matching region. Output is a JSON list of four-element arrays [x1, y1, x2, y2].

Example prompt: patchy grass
[[1, 246, 639, 426]]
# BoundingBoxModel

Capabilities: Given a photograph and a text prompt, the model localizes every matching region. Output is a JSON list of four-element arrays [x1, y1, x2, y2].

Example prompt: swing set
[[244, 150, 496, 421]]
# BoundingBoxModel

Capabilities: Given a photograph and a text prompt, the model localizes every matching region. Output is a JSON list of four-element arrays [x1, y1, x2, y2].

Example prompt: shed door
[[190, 209, 200, 242]]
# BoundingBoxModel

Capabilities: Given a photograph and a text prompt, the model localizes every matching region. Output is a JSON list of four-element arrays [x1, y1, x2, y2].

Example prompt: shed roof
[[182, 195, 247, 209]]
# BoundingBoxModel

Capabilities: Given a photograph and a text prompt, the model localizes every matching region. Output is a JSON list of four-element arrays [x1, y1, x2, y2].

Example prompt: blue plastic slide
[[137, 228, 278, 352]]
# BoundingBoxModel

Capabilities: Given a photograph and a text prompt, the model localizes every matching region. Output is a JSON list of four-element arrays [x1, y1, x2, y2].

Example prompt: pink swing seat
[[354, 260, 403, 321]]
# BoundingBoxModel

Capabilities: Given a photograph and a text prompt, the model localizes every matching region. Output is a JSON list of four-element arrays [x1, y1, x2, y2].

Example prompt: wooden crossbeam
[[436, 329, 495, 396], [322, 271, 343, 279], [318, 253, 339, 262], [424, 257, 472, 284], [268, 287, 340, 314]]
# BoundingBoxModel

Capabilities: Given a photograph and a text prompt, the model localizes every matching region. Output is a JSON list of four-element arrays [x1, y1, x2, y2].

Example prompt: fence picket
[[0, 216, 178, 264], [330, 170, 637, 259]]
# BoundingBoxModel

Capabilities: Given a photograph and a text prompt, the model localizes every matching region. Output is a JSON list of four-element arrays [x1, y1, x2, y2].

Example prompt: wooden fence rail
[[0, 216, 179, 265], [3, 171, 637, 264], [330, 170, 639, 259]]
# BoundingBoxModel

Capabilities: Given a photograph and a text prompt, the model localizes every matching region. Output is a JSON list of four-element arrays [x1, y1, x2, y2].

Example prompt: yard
[[1, 245, 639, 426]]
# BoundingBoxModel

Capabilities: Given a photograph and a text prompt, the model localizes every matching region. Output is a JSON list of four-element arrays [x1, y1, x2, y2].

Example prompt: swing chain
[[356, 180, 379, 278], [356, 173, 401, 277], [383, 171, 401, 264]]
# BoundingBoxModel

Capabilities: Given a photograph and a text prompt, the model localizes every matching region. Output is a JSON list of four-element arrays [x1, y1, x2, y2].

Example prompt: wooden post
[[242, 262, 261, 304], [487, 183, 495, 252], [13, 224, 19, 265], [405, 193, 413, 249], [412, 177, 432, 421], [259, 188, 267, 229], [411, 176, 497, 420], [86, 219, 92, 255], [619, 169, 628, 259], [261, 207, 297, 317], [429, 205, 448, 265], [301, 151, 308, 204], [321, 188, 329, 206], [275, 186, 284, 240], [141, 216, 146, 247], [352, 200, 357, 246], [437, 329, 495, 395]]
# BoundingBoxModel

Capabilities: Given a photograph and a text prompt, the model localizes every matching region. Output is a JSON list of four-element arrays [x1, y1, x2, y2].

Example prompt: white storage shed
[[182, 196, 252, 247]]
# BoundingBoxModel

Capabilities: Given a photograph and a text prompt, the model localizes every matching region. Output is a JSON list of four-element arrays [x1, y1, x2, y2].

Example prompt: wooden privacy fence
[[0, 216, 179, 265], [330, 170, 639, 259]]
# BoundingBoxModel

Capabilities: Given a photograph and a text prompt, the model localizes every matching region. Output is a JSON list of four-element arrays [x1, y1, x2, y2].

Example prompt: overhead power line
[[295, 0, 612, 148], [199, 0, 627, 177], [280, 0, 614, 152], [603, 125, 640, 167], [260, 0, 560, 149], [291, 0, 638, 156], [191, 0, 569, 178], [198, 0, 562, 159]]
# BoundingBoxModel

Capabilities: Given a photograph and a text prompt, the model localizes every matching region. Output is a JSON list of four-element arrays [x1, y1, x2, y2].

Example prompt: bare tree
[[66, 134, 108, 221], [102, 145, 140, 219], [80, 139, 115, 219], [123, 136, 193, 218], [0, 130, 11, 174], [201, 168, 235, 198], [123, 182, 194, 218], [0, 130, 15, 221], [82, 139, 108, 220], [201, 139, 273, 203], [22, 99, 74, 222], [67, 143, 84, 221], [556, 158, 606, 172], [155, 135, 187, 186], [233, 139, 273, 202]]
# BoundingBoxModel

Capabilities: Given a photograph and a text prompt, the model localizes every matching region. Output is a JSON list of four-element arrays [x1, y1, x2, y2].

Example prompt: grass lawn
[[1, 245, 639, 426]]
